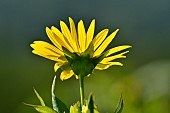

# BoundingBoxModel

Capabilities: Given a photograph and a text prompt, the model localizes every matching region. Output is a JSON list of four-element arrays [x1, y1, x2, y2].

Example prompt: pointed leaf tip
[[51, 75, 69, 113], [114, 94, 124, 113], [88, 93, 95, 113], [33, 88, 45, 106]]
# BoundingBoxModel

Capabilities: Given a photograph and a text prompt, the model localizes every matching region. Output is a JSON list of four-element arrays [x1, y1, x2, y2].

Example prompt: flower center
[[70, 54, 97, 77]]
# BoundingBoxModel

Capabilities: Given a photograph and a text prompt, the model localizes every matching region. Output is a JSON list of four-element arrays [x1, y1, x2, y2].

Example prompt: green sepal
[[52, 76, 69, 113], [60, 62, 71, 71], [95, 51, 108, 63], [24, 103, 57, 113], [114, 94, 124, 113], [62, 46, 76, 60], [81, 42, 94, 57]]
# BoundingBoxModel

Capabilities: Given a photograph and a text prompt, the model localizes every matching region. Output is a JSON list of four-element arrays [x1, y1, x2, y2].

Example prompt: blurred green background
[[0, 0, 170, 113]]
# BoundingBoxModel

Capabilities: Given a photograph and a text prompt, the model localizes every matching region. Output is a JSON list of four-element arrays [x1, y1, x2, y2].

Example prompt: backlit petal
[[60, 21, 78, 52], [46, 27, 62, 50], [51, 26, 74, 52], [54, 62, 66, 72], [32, 50, 59, 61], [54, 63, 60, 72], [60, 70, 74, 80], [86, 19, 95, 49], [78, 20, 86, 52], [95, 62, 123, 70], [93, 29, 119, 57], [101, 51, 129, 63], [92, 29, 109, 50], [31, 44, 61, 57], [105, 45, 132, 56], [69, 17, 80, 52], [31, 41, 64, 55]]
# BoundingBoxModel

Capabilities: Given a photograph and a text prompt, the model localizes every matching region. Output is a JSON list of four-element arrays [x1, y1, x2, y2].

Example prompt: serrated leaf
[[34, 88, 45, 106], [51, 76, 69, 113], [70, 106, 80, 113], [24, 103, 57, 113], [82, 105, 88, 113], [70, 102, 81, 113], [114, 94, 124, 113]]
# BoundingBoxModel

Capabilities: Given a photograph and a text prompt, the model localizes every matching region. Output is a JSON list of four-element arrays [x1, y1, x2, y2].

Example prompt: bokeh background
[[0, 0, 170, 113]]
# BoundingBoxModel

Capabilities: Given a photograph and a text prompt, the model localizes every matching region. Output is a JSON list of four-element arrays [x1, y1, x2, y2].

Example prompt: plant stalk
[[79, 74, 85, 109]]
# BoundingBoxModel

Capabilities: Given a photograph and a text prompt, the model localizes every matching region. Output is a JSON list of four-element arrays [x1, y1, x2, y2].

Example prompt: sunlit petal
[[86, 19, 95, 49], [95, 62, 123, 70], [31, 41, 64, 55], [105, 45, 132, 56], [69, 17, 80, 52], [101, 51, 129, 63], [31, 44, 61, 57], [46, 27, 62, 50], [94, 29, 119, 57], [32, 50, 59, 61], [92, 29, 109, 50], [60, 21, 78, 52], [78, 20, 86, 52], [51, 26, 74, 52], [60, 70, 74, 80], [54, 63, 60, 72]]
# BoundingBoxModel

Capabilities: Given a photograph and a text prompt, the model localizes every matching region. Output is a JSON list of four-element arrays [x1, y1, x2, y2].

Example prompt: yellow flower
[[30, 17, 131, 80]]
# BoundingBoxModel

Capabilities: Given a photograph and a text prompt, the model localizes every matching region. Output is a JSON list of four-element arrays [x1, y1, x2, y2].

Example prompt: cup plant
[[26, 17, 132, 113]]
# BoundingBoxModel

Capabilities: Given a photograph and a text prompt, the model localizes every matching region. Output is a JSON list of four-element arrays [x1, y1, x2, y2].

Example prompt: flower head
[[31, 17, 131, 80]]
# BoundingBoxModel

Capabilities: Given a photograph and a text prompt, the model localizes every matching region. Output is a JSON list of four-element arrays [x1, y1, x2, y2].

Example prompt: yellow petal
[[86, 19, 95, 49], [46, 27, 62, 50], [31, 44, 61, 57], [60, 21, 78, 52], [54, 63, 62, 72], [69, 17, 80, 52], [51, 26, 74, 52], [92, 29, 109, 50], [31, 41, 67, 62], [101, 51, 129, 63], [105, 45, 132, 56], [60, 70, 74, 80], [78, 20, 86, 52], [95, 62, 123, 70], [93, 29, 119, 57], [31, 41, 64, 55], [32, 50, 59, 61]]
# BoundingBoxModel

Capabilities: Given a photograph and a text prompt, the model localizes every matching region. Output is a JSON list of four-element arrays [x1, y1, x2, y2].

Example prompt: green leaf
[[87, 93, 100, 113], [114, 94, 124, 113], [88, 93, 94, 113], [33, 88, 45, 106], [24, 103, 57, 113], [51, 76, 69, 113]]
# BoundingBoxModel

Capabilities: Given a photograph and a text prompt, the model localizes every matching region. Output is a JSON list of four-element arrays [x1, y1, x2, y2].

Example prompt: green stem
[[79, 74, 85, 109]]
